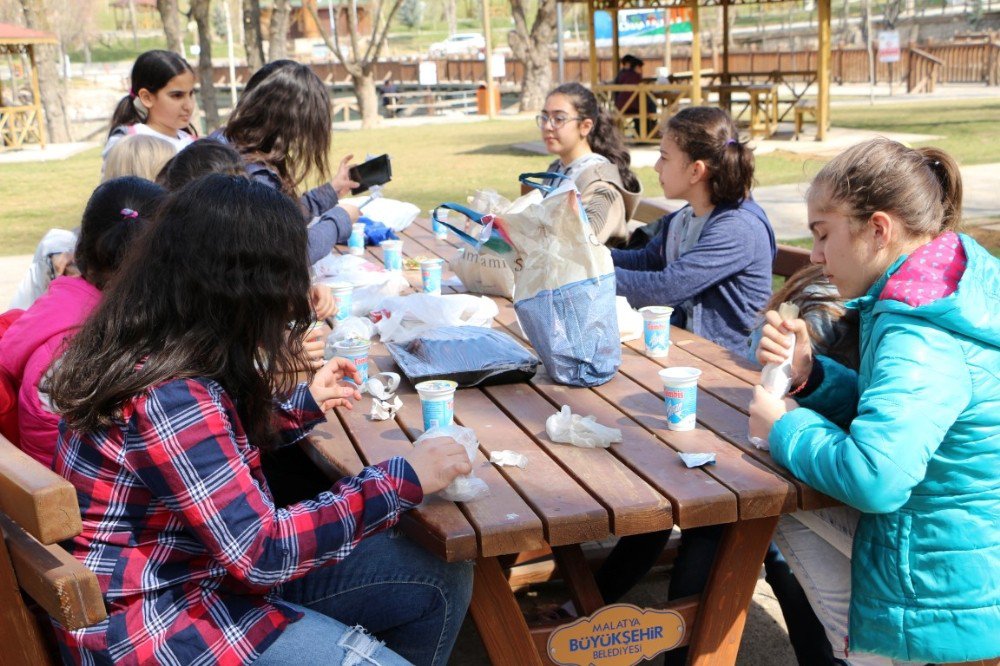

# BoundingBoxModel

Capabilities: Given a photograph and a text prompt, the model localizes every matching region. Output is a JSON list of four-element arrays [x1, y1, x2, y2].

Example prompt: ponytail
[[811, 138, 963, 239], [917, 147, 963, 232], [108, 95, 148, 137], [666, 106, 755, 205], [547, 82, 640, 192]]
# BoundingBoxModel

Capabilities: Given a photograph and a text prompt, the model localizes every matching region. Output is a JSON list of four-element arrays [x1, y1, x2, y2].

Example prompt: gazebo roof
[[0, 22, 58, 46]]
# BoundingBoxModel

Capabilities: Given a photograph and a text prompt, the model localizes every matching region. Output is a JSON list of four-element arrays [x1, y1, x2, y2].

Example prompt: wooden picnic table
[[304, 217, 837, 665]]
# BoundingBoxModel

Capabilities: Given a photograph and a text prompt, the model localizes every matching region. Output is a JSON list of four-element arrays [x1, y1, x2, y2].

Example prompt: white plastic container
[[639, 306, 674, 358], [420, 258, 444, 295], [380, 239, 403, 272], [329, 282, 353, 322], [348, 222, 365, 256], [658, 366, 702, 431], [415, 379, 458, 431], [333, 338, 371, 386]]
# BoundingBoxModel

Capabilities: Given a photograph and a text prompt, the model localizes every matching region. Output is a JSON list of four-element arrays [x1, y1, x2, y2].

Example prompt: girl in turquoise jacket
[[750, 138, 1000, 664]]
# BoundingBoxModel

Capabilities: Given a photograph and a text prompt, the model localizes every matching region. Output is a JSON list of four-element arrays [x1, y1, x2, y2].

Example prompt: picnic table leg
[[470, 556, 544, 666], [687, 515, 779, 666], [551, 545, 605, 616]]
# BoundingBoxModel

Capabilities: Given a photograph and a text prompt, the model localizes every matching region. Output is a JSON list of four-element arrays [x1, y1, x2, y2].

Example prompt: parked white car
[[428, 33, 486, 58]]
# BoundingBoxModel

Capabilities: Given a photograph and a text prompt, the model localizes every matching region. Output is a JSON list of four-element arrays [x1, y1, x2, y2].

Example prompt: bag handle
[[518, 172, 571, 194], [431, 203, 497, 250]]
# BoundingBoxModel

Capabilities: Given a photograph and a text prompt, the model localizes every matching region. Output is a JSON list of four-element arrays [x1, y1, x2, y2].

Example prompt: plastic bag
[[416, 424, 489, 502], [750, 302, 800, 451], [372, 294, 499, 344], [490, 450, 528, 469], [616, 297, 643, 343], [545, 405, 622, 449], [326, 317, 377, 353], [386, 326, 539, 388], [312, 254, 409, 317], [449, 247, 517, 299], [338, 196, 420, 232]]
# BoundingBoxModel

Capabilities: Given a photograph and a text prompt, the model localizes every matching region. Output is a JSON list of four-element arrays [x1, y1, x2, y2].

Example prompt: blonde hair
[[102, 134, 176, 183], [809, 138, 963, 237]]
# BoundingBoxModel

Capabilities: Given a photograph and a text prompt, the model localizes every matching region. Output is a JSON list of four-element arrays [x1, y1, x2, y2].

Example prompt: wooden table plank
[[330, 367, 479, 563], [529, 371, 737, 530], [448, 386, 610, 549], [368, 352, 548, 558], [483, 381, 673, 538], [669, 327, 760, 385]]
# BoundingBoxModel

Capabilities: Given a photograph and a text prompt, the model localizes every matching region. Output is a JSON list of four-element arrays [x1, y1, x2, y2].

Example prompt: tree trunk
[[242, 0, 265, 70], [191, 0, 219, 129], [508, 0, 556, 112], [19, 0, 71, 142], [127, 0, 139, 48], [268, 0, 291, 60], [444, 0, 456, 35], [353, 71, 380, 128], [156, 0, 184, 55]]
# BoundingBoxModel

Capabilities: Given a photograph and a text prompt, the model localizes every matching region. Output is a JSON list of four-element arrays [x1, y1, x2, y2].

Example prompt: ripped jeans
[[256, 529, 474, 666]]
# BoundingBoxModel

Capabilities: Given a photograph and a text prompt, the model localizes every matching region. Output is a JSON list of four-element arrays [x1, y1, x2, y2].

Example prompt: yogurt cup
[[333, 338, 371, 386], [380, 239, 403, 272], [640, 306, 674, 358], [329, 282, 353, 322], [658, 367, 702, 431], [415, 379, 458, 431], [432, 209, 450, 240], [348, 222, 365, 256], [420, 258, 444, 295]]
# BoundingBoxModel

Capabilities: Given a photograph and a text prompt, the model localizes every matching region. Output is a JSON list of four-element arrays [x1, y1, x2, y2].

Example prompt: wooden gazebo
[[566, 0, 832, 142], [0, 22, 57, 151]]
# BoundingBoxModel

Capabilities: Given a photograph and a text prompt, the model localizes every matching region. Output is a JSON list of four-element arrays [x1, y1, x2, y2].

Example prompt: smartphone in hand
[[348, 154, 392, 195]]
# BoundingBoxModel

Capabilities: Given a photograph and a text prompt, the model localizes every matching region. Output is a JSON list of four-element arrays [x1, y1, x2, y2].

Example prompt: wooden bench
[[0, 434, 106, 663], [793, 99, 818, 141]]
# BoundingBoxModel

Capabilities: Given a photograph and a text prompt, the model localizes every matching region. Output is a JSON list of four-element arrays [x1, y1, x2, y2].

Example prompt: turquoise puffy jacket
[[770, 233, 1000, 663]]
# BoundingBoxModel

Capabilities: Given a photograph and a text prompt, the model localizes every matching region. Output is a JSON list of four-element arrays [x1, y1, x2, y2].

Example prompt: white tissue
[[367, 372, 402, 421], [369, 396, 402, 421], [545, 405, 623, 449], [489, 450, 528, 469], [751, 302, 800, 451], [417, 424, 489, 502], [678, 452, 716, 468]]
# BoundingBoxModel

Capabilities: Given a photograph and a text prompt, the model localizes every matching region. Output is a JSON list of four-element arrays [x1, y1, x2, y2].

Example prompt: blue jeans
[[259, 529, 474, 666]]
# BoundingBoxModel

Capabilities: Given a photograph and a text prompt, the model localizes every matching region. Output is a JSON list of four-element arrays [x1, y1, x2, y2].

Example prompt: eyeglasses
[[535, 114, 582, 129]]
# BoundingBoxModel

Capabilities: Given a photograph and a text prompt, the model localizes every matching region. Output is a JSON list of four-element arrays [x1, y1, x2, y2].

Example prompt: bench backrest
[[0, 434, 106, 661]]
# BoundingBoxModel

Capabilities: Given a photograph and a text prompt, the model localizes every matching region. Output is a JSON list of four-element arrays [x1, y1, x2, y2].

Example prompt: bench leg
[[470, 556, 544, 666], [687, 515, 779, 666], [0, 533, 58, 665]]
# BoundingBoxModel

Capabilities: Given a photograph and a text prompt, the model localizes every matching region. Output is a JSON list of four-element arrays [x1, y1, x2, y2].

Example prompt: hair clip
[[120, 208, 139, 219], [128, 88, 137, 99]]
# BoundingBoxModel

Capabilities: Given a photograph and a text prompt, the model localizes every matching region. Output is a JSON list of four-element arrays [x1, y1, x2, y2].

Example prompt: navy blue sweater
[[612, 200, 775, 353]]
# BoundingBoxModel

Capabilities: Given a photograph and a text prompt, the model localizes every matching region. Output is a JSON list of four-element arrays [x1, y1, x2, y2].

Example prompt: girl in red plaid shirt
[[48, 175, 474, 665]]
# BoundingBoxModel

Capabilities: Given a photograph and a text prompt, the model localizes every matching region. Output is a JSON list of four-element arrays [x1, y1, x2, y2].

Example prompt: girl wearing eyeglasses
[[538, 83, 643, 248]]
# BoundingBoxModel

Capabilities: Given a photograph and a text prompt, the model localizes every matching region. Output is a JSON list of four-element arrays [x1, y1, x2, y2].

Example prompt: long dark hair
[[666, 106, 755, 206], [50, 175, 313, 447], [548, 82, 640, 192], [109, 50, 195, 136], [223, 60, 331, 196], [75, 177, 167, 289]]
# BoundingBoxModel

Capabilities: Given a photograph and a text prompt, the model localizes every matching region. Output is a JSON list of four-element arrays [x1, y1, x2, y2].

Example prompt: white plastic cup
[[329, 282, 353, 322], [658, 367, 702, 431], [420, 258, 444, 295], [348, 223, 365, 256], [333, 338, 371, 386], [380, 239, 403, 272], [640, 306, 674, 358], [415, 379, 457, 431], [432, 209, 450, 240]]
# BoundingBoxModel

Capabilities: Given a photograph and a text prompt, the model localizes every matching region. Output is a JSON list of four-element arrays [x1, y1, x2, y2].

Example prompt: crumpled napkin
[[367, 372, 402, 421], [489, 450, 528, 469], [678, 452, 716, 468], [750, 302, 800, 451], [545, 405, 622, 449]]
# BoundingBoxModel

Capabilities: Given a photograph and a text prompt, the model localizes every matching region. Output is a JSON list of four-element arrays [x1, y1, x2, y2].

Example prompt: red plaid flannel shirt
[[52, 377, 422, 665]]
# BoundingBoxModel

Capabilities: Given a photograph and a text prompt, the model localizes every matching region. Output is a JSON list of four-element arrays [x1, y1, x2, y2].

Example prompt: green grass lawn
[[2, 99, 997, 256]]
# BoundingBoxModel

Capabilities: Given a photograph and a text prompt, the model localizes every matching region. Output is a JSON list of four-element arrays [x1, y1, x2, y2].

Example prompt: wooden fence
[[212, 39, 1000, 90]]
